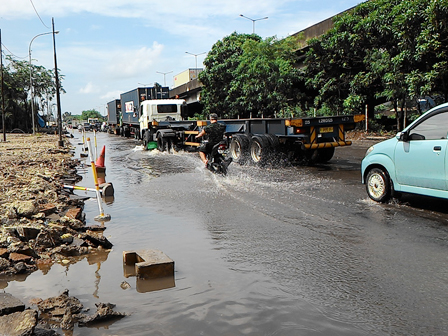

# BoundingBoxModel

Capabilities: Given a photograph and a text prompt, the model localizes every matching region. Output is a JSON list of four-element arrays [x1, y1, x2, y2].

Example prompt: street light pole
[[239, 14, 268, 34], [29, 31, 56, 135], [185, 52, 206, 78], [156, 71, 173, 87], [52, 18, 64, 147]]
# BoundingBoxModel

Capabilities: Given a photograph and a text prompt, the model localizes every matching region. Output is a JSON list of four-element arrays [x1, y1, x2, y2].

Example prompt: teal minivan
[[362, 102, 448, 202]]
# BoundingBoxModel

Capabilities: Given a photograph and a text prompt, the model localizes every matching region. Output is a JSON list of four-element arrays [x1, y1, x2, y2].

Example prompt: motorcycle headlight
[[365, 145, 374, 157]]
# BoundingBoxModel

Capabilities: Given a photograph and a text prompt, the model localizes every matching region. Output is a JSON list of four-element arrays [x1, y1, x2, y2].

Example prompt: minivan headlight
[[365, 146, 374, 157]]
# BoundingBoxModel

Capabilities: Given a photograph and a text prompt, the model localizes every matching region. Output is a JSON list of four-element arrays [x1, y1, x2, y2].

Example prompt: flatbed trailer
[[151, 114, 365, 165]]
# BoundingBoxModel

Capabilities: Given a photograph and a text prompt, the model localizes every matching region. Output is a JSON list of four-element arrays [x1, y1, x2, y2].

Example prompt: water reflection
[[0, 250, 110, 294], [103, 195, 115, 205]]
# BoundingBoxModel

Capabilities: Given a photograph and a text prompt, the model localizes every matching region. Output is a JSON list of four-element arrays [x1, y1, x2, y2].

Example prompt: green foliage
[[303, 0, 448, 129], [199, 32, 305, 119], [1, 55, 65, 132], [81, 109, 103, 120], [199, 32, 261, 118]]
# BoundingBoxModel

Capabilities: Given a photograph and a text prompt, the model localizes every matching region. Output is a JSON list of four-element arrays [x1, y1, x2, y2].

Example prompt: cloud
[[79, 82, 98, 94], [2, 0, 292, 20], [103, 42, 164, 80], [100, 90, 123, 102]]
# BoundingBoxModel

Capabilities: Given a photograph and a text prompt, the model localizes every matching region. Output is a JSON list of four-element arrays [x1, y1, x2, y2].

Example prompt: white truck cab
[[139, 99, 186, 130]]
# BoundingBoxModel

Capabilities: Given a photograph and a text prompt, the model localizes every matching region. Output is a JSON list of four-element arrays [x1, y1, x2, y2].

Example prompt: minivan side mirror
[[399, 131, 409, 142]]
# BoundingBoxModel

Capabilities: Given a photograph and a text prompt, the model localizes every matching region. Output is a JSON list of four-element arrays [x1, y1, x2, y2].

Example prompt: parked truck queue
[[107, 86, 365, 165]]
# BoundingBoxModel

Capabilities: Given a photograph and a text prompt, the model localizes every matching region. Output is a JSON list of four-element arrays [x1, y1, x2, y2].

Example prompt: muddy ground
[[0, 133, 123, 335]]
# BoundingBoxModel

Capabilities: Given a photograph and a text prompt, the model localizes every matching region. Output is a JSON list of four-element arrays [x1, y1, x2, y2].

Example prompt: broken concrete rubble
[[0, 290, 126, 335], [0, 135, 113, 278]]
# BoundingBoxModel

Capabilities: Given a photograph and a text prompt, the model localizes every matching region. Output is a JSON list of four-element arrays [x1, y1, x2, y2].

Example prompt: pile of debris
[[0, 290, 126, 335], [0, 134, 112, 277]]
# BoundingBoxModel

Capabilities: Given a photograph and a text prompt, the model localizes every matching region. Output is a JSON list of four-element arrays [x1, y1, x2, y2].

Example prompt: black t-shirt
[[204, 122, 226, 144]]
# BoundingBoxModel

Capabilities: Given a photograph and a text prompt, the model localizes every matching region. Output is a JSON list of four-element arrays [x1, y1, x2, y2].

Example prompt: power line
[[1, 44, 26, 59], [29, 0, 50, 29]]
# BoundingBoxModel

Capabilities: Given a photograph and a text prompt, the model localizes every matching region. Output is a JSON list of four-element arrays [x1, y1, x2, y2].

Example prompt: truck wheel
[[250, 135, 271, 165], [142, 131, 150, 150], [230, 134, 250, 164], [157, 135, 171, 152], [165, 138, 173, 153], [157, 135, 165, 151], [316, 147, 335, 163], [366, 167, 391, 203]]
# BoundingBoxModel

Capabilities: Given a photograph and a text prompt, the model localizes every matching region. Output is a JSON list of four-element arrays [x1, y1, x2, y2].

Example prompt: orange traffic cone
[[96, 145, 106, 168]]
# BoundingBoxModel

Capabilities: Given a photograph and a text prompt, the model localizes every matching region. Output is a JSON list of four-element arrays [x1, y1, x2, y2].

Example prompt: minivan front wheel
[[366, 167, 391, 203]]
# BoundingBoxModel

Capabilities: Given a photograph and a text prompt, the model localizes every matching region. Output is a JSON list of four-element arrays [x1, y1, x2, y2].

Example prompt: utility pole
[[0, 29, 5, 142], [52, 18, 63, 147]]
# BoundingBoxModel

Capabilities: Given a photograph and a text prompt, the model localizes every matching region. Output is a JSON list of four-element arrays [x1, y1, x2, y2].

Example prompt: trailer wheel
[[264, 134, 280, 149], [366, 167, 391, 203], [230, 134, 250, 164], [316, 147, 335, 163], [250, 135, 271, 165]]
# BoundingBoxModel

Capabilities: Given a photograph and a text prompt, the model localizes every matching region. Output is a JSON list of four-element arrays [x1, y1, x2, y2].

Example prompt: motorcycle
[[205, 140, 232, 175]]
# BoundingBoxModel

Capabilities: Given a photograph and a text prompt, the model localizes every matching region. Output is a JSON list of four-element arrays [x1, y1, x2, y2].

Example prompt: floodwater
[[3, 131, 448, 335]]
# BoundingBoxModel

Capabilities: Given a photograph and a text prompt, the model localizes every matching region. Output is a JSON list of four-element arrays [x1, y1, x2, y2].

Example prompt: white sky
[[0, 0, 362, 116]]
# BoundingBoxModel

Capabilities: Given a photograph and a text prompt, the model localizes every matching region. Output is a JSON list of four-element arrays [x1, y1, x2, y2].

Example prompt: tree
[[1, 55, 65, 132], [304, 0, 398, 116], [199, 32, 261, 118], [232, 37, 303, 118], [81, 109, 102, 120], [303, 0, 448, 130], [199, 32, 304, 119]]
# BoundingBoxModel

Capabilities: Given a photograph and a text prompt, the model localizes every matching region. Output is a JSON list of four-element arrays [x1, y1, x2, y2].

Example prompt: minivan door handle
[[434, 146, 442, 151]]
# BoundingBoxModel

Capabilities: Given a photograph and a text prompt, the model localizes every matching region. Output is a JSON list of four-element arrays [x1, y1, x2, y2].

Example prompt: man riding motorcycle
[[195, 113, 226, 166]]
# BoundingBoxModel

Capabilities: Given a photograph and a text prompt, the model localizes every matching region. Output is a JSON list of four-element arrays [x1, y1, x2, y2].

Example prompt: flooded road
[[4, 132, 448, 335]]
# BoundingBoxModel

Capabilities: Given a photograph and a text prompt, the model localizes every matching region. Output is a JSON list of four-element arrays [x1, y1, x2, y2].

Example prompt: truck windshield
[[157, 104, 178, 113]]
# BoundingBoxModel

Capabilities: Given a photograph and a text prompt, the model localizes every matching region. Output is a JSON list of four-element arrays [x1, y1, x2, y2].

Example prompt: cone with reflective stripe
[[95, 145, 106, 168]]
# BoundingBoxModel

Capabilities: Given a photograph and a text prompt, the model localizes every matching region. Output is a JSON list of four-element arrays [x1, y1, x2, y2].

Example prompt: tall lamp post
[[185, 51, 206, 78], [29, 31, 58, 135], [156, 71, 173, 87], [239, 14, 268, 34]]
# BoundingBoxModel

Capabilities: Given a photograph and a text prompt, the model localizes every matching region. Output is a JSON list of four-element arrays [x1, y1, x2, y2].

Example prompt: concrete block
[[0, 309, 37, 335], [16, 226, 41, 240], [9, 253, 32, 263], [65, 208, 82, 220], [38, 203, 57, 215], [123, 250, 174, 279], [0, 293, 25, 316], [100, 182, 114, 197]]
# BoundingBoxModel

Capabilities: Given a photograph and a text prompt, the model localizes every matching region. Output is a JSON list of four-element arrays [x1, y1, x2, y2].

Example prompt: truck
[[107, 99, 121, 134], [107, 86, 170, 137], [139, 99, 195, 150], [137, 102, 365, 165]]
